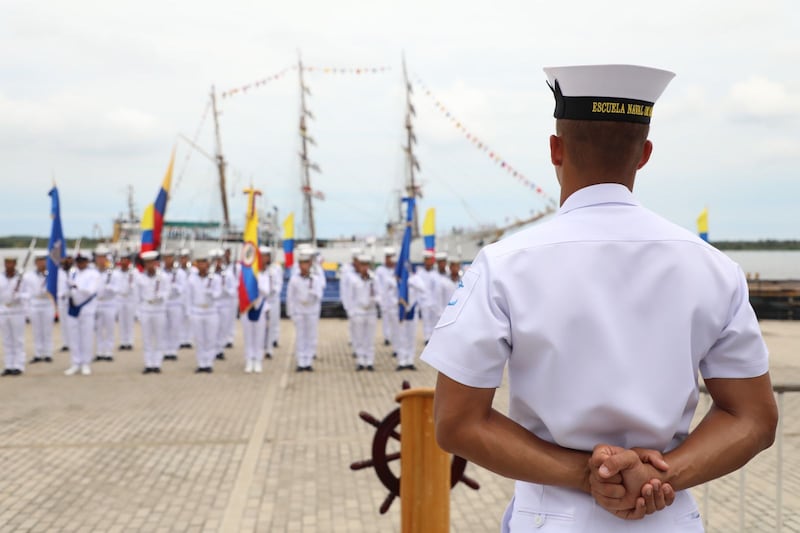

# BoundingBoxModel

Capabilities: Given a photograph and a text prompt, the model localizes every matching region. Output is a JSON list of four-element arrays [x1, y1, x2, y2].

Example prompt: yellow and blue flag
[[238, 187, 261, 313], [141, 148, 175, 252], [282, 213, 295, 267], [697, 207, 709, 242], [422, 207, 435, 251]]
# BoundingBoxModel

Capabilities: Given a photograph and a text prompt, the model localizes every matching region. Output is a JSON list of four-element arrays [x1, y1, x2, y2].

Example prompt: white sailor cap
[[162, 249, 176, 257], [94, 245, 110, 256], [179, 248, 191, 256], [74, 251, 90, 261], [297, 250, 313, 262], [350, 247, 362, 257], [193, 252, 210, 262], [356, 253, 372, 264], [140, 250, 159, 261], [34, 251, 49, 260], [209, 249, 222, 259], [422, 250, 435, 259], [259, 245, 272, 254], [435, 251, 448, 260], [383, 246, 396, 256], [543, 64, 675, 125], [3, 255, 17, 262]]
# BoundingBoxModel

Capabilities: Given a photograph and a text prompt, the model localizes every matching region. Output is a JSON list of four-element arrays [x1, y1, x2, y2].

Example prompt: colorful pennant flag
[[238, 187, 262, 313], [422, 207, 436, 251], [697, 207, 709, 242], [141, 148, 175, 253], [46, 186, 65, 303], [282, 213, 295, 268], [396, 198, 416, 322]]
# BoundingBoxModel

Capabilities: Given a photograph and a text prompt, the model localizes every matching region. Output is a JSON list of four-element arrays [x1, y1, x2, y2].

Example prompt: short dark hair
[[556, 120, 649, 177]]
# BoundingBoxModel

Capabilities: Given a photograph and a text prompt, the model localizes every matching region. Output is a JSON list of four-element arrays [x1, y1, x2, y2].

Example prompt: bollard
[[395, 387, 450, 533]]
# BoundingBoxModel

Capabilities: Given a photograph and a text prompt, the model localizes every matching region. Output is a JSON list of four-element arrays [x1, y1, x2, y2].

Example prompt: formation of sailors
[[0, 243, 464, 377]]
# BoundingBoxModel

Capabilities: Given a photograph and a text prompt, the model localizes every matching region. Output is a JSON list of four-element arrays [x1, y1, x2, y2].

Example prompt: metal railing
[[697, 384, 800, 532]]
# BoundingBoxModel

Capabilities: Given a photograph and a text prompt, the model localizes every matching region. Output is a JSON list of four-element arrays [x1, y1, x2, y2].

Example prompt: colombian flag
[[238, 187, 261, 312], [141, 148, 175, 252], [282, 213, 295, 268], [697, 207, 709, 242], [422, 207, 435, 251]]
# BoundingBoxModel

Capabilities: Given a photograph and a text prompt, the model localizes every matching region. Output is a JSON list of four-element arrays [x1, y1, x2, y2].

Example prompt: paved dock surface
[[0, 319, 798, 532]]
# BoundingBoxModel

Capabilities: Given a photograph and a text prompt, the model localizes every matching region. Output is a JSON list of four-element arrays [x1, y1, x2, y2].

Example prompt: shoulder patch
[[435, 268, 480, 329]]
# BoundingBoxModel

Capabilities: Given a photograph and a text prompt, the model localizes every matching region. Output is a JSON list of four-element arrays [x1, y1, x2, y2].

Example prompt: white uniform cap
[[259, 245, 272, 254], [140, 250, 159, 261], [422, 250, 435, 259], [383, 247, 396, 256], [162, 249, 176, 256], [34, 251, 49, 260], [435, 251, 448, 260], [356, 253, 372, 263], [179, 248, 191, 256], [350, 247, 362, 257], [193, 252, 209, 262], [543, 64, 675, 124], [3, 255, 17, 262], [94, 245, 109, 256], [297, 250, 313, 262], [75, 251, 90, 261], [209, 249, 222, 259]]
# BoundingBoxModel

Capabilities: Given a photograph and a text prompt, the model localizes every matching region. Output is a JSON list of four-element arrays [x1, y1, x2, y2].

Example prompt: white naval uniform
[[187, 272, 222, 369], [437, 272, 462, 314], [241, 269, 271, 364], [286, 271, 324, 369], [94, 268, 118, 358], [66, 267, 100, 368], [179, 265, 195, 346], [395, 272, 425, 368], [135, 270, 169, 369], [23, 270, 55, 359], [339, 262, 357, 347], [223, 262, 239, 345], [163, 267, 187, 357], [416, 266, 439, 342], [215, 267, 237, 354], [421, 184, 769, 532], [380, 274, 400, 355], [265, 262, 284, 353], [374, 263, 395, 344], [113, 267, 138, 348], [57, 268, 71, 348], [0, 272, 30, 371], [347, 271, 379, 367]]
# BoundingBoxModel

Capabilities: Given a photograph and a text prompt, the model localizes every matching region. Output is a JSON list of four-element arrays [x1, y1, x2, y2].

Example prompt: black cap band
[[549, 79, 654, 124]]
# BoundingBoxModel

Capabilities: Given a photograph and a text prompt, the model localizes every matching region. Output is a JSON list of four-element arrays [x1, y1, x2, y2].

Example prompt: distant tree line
[[712, 240, 800, 250], [0, 235, 103, 249]]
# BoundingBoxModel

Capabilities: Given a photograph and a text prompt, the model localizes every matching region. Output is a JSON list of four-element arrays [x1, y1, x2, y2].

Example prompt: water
[[3, 248, 799, 279]]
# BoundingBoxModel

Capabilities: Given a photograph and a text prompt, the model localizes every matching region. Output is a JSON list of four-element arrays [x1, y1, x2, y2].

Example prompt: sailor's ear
[[549, 135, 563, 166], [636, 140, 653, 170]]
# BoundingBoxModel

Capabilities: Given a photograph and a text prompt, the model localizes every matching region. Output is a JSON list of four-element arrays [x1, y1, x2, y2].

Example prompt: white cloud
[[725, 77, 800, 120]]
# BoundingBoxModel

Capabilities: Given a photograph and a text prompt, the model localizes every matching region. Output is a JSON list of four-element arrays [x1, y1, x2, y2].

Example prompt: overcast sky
[[1, 0, 798, 241]]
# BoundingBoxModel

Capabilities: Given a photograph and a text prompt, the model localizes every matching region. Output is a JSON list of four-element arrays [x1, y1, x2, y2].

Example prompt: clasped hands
[[587, 444, 674, 520]]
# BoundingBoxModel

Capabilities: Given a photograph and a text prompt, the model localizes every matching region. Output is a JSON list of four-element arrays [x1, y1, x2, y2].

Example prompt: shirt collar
[[558, 183, 640, 216]]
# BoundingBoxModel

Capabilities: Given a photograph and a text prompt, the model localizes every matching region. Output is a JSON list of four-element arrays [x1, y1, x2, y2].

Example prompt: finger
[[590, 471, 623, 485], [639, 450, 670, 471], [590, 481, 626, 500], [642, 484, 656, 515], [613, 499, 646, 521], [598, 450, 640, 478], [663, 483, 675, 507], [651, 481, 667, 511]]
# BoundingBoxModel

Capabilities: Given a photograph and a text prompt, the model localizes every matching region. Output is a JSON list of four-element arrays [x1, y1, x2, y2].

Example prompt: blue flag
[[395, 197, 415, 321], [46, 187, 65, 302]]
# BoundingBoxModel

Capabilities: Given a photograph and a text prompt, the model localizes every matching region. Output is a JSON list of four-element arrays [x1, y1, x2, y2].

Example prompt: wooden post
[[395, 387, 450, 533]]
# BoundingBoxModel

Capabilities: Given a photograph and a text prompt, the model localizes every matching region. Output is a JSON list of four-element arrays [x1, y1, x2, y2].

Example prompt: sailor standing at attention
[[161, 250, 186, 361], [64, 251, 100, 376], [1, 256, 30, 375], [348, 253, 379, 371], [24, 252, 55, 364], [212, 249, 236, 360], [187, 253, 221, 373], [242, 246, 271, 374], [339, 248, 360, 354], [135, 251, 168, 374], [93, 247, 118, 362], [374, 247, 397, 348], [178, 248, 194, 349], [262, 247, 283, 358], [56, 256, 74, 352], [416, 249, 438, 344], [113, 253, 137, 351], [222, 247, 239, 349], [286, 250, 323, 372], [395, 266, 426, 371]]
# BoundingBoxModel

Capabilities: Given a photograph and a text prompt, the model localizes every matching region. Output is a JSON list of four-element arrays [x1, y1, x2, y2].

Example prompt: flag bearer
[[162, 250, 186, 361], [56, 256, 73, 352], [374, 247, 397, 347], [113, 253, 137, 351], [64, 251, 100, 376], [187, 253, 221, 373], [286, 250, 323, 372], [93, 247, 117, 362], [25, 252, 55, 364], [135, 251, 168, 374], [394, 267, 426, 371], [262, 247, 283, 358], [348, 253, 379, 371], [242, 246, 272, 373], [1, 256, 30, 375]]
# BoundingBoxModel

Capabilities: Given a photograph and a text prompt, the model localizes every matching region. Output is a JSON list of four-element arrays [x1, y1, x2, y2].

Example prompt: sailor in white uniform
[[178, 249, 194, 349], [24, 252, 55, 364], [286, 250, 323, 371], [241, 246, 271, 373], [93, 247, 117, 362], [161, 250, 186, 361], [421, 64, 777, 532], [212, 249, 237, 360], [56, 256, 73, 352], [186, 253, 221, 373], [416, 250, 438, 344], [348, 253, 379, 371], [339, 248, 360, 354], [64, 251, 100, 376], [113, 253, 137, 351], [222, 247, 239, 348], [135, 251, 168, 373], [1, 256, 30, 375], [437, 257, 463, 314], [374, 247, 397, 348], [262, 247, 283, 358]]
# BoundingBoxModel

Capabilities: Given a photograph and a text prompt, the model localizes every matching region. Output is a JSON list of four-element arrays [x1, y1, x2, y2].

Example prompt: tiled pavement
[[0, 319, 797, 532]]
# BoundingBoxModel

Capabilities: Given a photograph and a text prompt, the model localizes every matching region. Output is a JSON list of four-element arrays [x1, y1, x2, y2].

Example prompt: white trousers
[[215, 304, 229, 352], [140, 310, 166, 368], [164, 304, 183, 355], [395, 317, 418, 367], [421, 304, 439, 342], [351, 313, 377, 366], [378, 303, 392, 344], [67, 311, 95, 366], [292, 313, 319, 368], [180, 308, 193, 345], [192, 312, 217, 368], [117, 300, 135, 346], [95, 305, 117, 356], [58, 299, 70, 347], [225, 298, 237, 344], [1, 312, 26, 370], [30, 303, 55, 357], [265, 294, 281, 349], [241, 310, 267, 363]]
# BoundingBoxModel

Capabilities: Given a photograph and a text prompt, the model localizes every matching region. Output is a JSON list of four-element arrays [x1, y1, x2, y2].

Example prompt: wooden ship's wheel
[[350, 381, 480, 513]]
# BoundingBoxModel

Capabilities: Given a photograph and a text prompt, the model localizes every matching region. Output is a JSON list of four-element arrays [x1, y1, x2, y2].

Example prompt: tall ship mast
[[210, 85, 231, 230], [402, 54, 422, 239], [297, 53, 322, 246]]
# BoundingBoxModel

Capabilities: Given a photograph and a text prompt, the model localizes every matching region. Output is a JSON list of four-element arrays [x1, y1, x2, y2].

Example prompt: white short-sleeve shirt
[[421, 183, 768, 531]]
